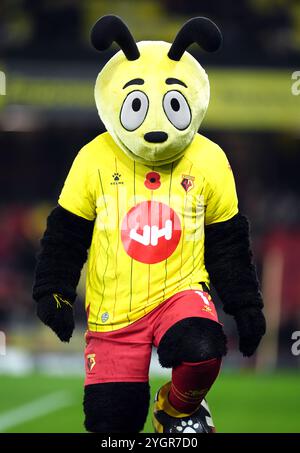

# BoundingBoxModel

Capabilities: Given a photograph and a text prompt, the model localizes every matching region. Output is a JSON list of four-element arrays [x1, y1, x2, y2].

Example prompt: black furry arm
[[204, 213, 262, 315], [204, 213, 266, 356], [32, 205, 94, 303]]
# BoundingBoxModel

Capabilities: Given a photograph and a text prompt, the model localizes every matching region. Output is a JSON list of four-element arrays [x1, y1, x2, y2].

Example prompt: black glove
[[36, 293, 75, 342], [234, 307, 266, 357]]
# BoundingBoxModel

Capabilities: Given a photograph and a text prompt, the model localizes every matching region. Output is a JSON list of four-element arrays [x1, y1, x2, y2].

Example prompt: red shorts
[[84, 289, 220, 385]]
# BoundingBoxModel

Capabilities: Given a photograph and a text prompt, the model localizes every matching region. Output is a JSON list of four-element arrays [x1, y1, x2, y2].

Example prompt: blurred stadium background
[[0, 0, 299, 433]]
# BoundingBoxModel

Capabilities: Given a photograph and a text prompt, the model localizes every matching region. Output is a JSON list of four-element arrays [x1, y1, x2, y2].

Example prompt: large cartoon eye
[[120, 90, 149, 131], [163, 90, 191, 130]]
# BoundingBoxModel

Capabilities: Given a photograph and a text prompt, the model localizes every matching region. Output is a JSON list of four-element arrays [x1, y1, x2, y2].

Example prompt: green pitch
[[0, 372, 299, 433]]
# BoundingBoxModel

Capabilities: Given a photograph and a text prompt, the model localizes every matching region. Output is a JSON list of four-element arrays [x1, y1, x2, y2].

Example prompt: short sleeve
[[204, 148, 238, 225], [58, 147, 96, 221]]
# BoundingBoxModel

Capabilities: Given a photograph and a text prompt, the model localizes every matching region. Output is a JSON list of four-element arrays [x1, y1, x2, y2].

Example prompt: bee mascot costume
[[33, 15, 266, 433]]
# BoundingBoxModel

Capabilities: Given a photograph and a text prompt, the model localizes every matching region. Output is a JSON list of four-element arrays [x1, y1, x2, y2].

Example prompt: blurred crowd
[[0, 0, 299, 65]]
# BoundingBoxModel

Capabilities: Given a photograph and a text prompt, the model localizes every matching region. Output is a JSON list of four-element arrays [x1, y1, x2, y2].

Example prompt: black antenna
[[91, 15, 140, 61], [168, 17, 222, 61]]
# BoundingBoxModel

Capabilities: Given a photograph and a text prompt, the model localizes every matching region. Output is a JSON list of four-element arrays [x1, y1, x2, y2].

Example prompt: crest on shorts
[[181, 174, 195, 193], [87, 353, 96, 371]]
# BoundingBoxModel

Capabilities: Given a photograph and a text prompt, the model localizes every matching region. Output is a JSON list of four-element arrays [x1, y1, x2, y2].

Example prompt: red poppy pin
[[144, 171, 161, 190]]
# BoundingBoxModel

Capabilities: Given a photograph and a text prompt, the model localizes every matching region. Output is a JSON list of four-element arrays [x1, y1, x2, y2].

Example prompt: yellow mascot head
[[91, 15, 222, 166]]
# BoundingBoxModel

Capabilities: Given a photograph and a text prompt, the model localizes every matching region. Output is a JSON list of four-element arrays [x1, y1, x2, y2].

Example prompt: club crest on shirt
[[87, 353, 96, 372], [181, 174, 195, 192]]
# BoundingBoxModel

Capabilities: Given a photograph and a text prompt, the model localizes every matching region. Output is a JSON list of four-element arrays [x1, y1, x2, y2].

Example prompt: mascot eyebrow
[[166, 78, 187, 88], [122, 77, 187, 89], [91, 15, 222, 61], [123, 78, 144, 89]]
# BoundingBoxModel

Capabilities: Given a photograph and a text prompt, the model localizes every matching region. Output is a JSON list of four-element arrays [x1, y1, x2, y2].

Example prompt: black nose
[[144, 131, 168, 143]]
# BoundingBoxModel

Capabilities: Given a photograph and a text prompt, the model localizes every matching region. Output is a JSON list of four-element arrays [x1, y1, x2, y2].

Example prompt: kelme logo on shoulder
[[111, 172, 124, 185]]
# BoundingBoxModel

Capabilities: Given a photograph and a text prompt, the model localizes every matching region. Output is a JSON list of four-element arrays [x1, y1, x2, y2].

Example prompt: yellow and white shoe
[[152, 382, 215, 433]]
